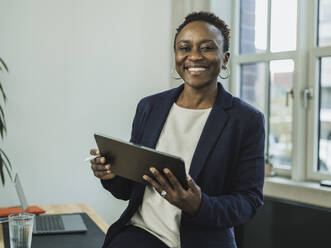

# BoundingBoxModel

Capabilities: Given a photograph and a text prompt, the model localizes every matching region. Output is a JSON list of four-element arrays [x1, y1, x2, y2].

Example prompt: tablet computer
[[94, 133, 188, 189]]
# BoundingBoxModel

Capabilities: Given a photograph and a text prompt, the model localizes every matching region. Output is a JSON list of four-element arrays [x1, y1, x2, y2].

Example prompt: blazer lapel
[[141, 84, 184, 149], [133, 84, 184, 200], [135, 83, 232, 195], [189, 83, 233, 180]]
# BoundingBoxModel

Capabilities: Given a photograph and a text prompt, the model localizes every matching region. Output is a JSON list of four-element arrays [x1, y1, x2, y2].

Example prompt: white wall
[[0, 0, 171, 224], [210, 0, 233, 91], [210, 0, 232, 25]]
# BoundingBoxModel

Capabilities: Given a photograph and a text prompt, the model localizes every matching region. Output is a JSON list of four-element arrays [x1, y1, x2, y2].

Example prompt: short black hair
[[174, 11, 231, 53]]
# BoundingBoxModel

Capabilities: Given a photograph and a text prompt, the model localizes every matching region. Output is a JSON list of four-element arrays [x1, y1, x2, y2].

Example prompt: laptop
[[14, 174, 88, 235]]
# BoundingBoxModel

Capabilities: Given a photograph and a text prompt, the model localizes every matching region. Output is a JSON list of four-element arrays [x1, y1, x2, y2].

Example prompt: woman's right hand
[[90, 149, 116, 180]]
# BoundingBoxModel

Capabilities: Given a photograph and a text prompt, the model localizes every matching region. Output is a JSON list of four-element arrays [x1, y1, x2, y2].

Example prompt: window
[[240, 63, 266, 112], [270, 0, 297, 52], [229, 0, 298, 173], [269, 60, 294, 166], [307, 0, 331, 180], [318, 57, 331, 172], [239, 0, 268, 54], [317, 1, 331, 174], [212, 0, 331, 181], [318, 0, 331, 47]]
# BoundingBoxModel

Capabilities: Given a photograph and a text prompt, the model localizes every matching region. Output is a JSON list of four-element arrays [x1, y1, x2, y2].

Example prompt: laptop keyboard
[[36, 215, 65, 232]]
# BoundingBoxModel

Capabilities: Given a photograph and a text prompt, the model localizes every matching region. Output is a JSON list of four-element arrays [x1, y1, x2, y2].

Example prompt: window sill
[[264, 176, 331, 208]]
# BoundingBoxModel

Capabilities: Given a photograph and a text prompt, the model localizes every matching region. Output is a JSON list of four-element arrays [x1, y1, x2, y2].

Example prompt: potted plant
[[0, 57, 12, 186]]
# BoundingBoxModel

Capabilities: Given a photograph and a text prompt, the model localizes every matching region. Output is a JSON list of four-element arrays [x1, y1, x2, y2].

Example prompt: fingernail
[[164, 168, 170, 173], [150, 167, 156, 173], [143, 175, 148, 180]]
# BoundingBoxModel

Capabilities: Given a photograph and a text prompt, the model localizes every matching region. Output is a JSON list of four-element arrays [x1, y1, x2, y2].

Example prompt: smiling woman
[[174, 20, 230, 108], [90, 11, 265, 248]]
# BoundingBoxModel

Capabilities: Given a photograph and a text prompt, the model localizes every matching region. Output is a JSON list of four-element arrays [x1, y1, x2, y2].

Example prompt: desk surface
[[0, 203, 109, 248]]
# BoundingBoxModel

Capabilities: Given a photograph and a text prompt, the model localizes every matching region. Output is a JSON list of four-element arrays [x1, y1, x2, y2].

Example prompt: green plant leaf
[[0, 82, 7, 102], [0, 148, 12, 184], [0, 57, 9, 72], [0, 105, 6, 139], [0, 57, 10, 186], [0, 119, 5, 139], [0, 104, 4, 119], [0, 148, 11, 167], [0, 153, 5, 186]]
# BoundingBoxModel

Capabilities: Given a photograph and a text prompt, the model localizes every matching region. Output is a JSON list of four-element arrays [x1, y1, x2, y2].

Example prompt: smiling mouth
[[184, 66, 208, 75], [188, 67, 206, 72]]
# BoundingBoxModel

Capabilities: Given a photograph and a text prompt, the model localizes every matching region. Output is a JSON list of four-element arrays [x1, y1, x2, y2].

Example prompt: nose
[[188, 48, 203, 61]]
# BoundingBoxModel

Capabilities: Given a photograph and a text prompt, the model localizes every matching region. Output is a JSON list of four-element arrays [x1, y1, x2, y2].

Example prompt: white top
[[129, 103, 211, 248]]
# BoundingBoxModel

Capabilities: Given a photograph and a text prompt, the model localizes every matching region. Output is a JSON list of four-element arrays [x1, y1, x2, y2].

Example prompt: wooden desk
[[0, 203, 109, 248]]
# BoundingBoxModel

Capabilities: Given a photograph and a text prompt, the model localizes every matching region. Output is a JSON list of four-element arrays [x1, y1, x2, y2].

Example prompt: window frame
[[229, 0, 328, 180], [307, 44, 331, 180], [305, 0, 331, 180]]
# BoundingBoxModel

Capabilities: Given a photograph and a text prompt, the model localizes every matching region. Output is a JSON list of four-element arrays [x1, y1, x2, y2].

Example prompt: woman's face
[[175, 21, 229, 89]]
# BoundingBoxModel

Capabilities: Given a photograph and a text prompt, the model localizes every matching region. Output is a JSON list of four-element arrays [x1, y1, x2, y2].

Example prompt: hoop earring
[[171, 68, 182, 80], [218, 66, 230, 79]]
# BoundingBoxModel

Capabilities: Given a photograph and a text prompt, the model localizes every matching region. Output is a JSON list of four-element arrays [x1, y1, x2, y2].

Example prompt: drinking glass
[[8, 213, 35, 248]]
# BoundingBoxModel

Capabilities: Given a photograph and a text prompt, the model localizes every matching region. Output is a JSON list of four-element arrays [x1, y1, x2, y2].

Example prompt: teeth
[[188, 67, 206, 72]]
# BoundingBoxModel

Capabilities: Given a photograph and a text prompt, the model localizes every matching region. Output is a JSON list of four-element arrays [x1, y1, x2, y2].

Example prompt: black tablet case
[[3, 213, 106, 248], [94, 134, 188, 190]]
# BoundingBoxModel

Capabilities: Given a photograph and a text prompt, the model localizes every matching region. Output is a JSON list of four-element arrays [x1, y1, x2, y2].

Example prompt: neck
[[176, 81, 218, 109]]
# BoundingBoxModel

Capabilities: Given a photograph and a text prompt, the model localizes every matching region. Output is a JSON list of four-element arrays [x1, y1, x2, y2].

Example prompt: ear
[[222, 51, 231, 67]]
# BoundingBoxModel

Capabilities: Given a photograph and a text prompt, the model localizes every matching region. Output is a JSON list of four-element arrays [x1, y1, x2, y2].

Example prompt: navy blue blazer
[[101, 83, 265, 248]]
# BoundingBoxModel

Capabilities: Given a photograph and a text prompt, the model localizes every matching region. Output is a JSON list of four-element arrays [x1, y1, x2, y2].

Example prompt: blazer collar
[[140, 83, 184, 148], [133, 84, 184, 200], [189, 83, 232, 180], [141, 83, 233, 180]]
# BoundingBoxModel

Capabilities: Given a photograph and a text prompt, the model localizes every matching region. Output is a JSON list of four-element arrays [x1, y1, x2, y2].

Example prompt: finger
[[94, 170, 112, 178], [150, 167, 173, 193], [91, 163, 111, 171], [163, 168, 184, 192], [142, 174, 163, 194], [91, 157, 106, 164], [100, 174, 115, 180], [96, 157, 106, 164], [90, 149, 100, 155], [187, 174, 200, 193]]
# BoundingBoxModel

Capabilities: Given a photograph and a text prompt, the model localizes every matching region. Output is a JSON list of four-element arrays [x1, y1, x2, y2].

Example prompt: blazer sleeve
[[182, 112, 265, 229], [100, 100, 145, 200]]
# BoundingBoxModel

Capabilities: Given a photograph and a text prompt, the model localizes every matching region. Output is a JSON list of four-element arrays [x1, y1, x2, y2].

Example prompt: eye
[[177, 46, 191, 52], [201, 46, 215, 51]]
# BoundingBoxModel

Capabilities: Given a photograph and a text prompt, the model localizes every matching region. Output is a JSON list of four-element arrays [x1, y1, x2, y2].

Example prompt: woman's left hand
[[143, 167, 202, 216]]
